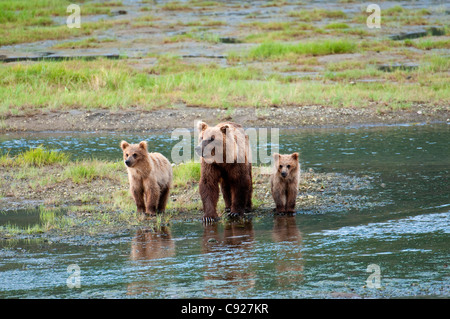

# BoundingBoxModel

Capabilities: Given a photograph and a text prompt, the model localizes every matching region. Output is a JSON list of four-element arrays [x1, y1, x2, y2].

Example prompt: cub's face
[[195, 122, 226, 162], [120, 141, 148, 168], [274, 152, 299, 178]]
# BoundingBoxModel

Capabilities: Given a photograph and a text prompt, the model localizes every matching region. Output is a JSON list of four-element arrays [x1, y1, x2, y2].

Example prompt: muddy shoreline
[[2, 105, 449, 132], [0, 162, 379, 242]]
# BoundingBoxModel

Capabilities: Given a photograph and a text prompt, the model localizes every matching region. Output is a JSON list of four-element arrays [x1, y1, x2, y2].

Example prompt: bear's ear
[[273, 153, 280, 161], [139, 141, 148, 151], [220, 124, 230, 134], [120, 141, 129, 150], [197, 121, 208, 133], [291, 152, 299, 161]]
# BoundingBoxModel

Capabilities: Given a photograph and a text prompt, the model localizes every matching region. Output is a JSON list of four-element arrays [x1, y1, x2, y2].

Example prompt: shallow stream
[[0, 123, 448, 298]]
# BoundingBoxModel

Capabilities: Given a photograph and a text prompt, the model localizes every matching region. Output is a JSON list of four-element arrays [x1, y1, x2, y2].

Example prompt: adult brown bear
[[195, 121, 252, 222]]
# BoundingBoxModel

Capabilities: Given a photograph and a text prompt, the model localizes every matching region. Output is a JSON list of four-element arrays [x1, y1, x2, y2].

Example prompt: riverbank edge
[[1, 105, 449, 133], [0, 157, 377, 243]]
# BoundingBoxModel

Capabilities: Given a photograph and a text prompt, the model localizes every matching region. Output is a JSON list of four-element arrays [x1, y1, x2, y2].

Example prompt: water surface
[[0, 123, 448, 298]]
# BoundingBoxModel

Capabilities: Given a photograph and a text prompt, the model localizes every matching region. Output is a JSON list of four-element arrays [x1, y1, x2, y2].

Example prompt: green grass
[[0, 49, 448, 115], [0, 18, 128, 46], [160, 0, 220, 10], [324, 66, 383, 81], [289, 9, 347, 21], [383, 5, 430, 17], [160, 1, 192, 11], [0, 0, 128, 46], [64, 160, 122, 183], [404, 38, 450, 50], [52, 37, 117, 49], [325, 22, 350, 29], [247, 39, 357, 60], [241, 21, 293, 31], [419, 55, 450, 73], [0, 146, 69, 167], [64, 163, 98, 183], [240, 21, 317, 42], [188, 0, 221, 7], [39, 206, 59, 225], [164, 30, 221, 44], [352, 5, 434, 26], [172, 161, 201, 187]]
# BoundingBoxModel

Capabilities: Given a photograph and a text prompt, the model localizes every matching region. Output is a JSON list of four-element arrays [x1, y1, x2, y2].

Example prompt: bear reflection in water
[[202, 217, 303, 292], [272, 216, 304, 286], [127, 217, 303, 296], [130, 227, 175, 261], [202, 220, 256, 291]]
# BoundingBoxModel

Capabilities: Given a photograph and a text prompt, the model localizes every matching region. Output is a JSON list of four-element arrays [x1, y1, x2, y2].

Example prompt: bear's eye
[[287, 165, 291, 169], [210, 135, 215, 141], [133, 153, 137, 158], [279, 165, 283, 169], [126, 153, 129, 157]]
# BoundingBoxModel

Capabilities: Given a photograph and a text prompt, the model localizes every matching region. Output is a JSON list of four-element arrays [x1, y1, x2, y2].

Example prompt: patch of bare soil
[[1, 104, 448, 133]]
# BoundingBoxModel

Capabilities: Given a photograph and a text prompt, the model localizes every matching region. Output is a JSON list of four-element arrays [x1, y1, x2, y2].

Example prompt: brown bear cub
[[120, 140, 173, 217], [270, 152, 300, 215], [195, 121, 252, 222]]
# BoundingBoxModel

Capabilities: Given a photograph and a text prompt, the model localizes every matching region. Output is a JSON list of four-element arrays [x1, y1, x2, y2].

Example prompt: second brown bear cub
[[270, 152, 300, 215], [120, 140, 173, 217]]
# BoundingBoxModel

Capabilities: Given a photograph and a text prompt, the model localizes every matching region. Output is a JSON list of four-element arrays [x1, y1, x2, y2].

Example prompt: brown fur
[[120, 140, 173, 217], [195, 121, 252, 222], [270, 152, 300, 215]]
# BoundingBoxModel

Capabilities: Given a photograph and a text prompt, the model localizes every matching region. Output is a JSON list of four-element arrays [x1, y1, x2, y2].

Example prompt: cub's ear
[[291, 152, 299, 161], [197, 121, 208, 133], [120, 141, 129, 150], [139, 141, 148, 151], [220, 124, 230, 134], [273, 153, 280, 161]]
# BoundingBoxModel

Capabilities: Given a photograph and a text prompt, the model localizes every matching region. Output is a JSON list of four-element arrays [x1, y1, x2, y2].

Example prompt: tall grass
[[248, 39, 357, 60], [0, 55, 448, 114], [64, 160, 122, 183], [0, 146, 69, 167], [419, 55, 450, 73], [64, 164, 98, 183], [404, 39, 450, 50], [172, 161, 201, 187]]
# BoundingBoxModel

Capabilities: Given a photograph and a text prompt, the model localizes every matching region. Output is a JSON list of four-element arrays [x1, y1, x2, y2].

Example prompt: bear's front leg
[[131, 186, 146, 213], [144, 179, 160, 217], [199, 177, 220, 223], [271, 183, 287, 215], [220, 178, 232, 212], [285, 182, 298, 215], [144, 191, 159, 216], [230, 187, 246, 217], [229, 171, 251, 217]]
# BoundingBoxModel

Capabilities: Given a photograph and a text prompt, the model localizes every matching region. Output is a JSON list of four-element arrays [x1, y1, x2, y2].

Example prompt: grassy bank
[[0, 147, 356, 238], [0, 0, 448, 115], [0, 0, 127, 46], [0, 51, 449, 115]]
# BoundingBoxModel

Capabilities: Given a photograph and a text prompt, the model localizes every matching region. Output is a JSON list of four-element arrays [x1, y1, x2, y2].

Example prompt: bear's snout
[[281, 171, 288, 178], [125, 159, 131, 167]]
